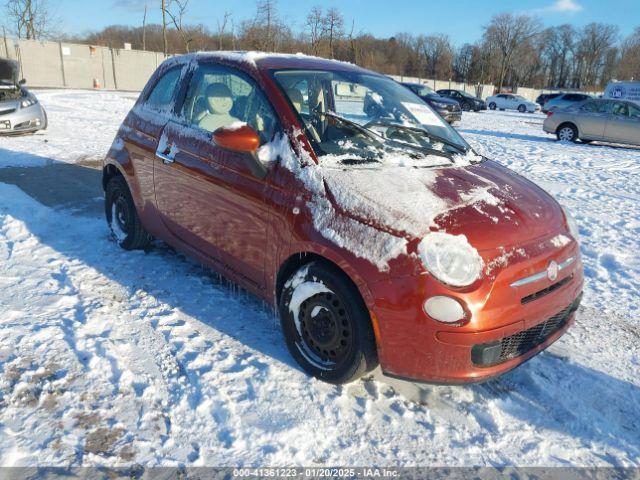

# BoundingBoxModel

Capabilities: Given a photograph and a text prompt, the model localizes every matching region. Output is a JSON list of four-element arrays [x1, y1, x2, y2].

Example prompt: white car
[[486, 93, 541, 113]]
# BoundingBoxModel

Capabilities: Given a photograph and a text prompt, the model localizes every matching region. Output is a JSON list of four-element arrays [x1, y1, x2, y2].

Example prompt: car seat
[[198, 83, 242, 132]]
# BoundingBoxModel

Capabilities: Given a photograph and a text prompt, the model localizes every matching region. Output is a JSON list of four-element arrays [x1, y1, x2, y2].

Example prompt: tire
[[278, 262, 378, 384], [556, 123, 578, 142], [489, 102, 496, 110], [461, 102, 471, 112], [105, 175, 152, 250], [518, 104, 527, 113]]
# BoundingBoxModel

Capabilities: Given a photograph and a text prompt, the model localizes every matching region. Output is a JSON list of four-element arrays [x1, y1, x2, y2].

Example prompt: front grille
[[521, 275, 573, 304], [0, 108, 16, 116], [472, 293, 582, 367]]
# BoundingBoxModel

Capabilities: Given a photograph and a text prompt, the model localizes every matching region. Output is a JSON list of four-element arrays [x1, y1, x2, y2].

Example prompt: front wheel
[[461, 102, 471, 112], [488, 102, 496, 110], [518, 104, 527, 113], [556, 124, 578, 142], [105, 175, 152, 250], [279, 262, 378, 384]]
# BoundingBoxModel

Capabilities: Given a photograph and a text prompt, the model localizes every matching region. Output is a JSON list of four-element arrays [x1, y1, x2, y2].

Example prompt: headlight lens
[[418, 232, 484, 287], [563, 206, 580, 241], [432, 101, 448, 108], [20, 97, 36, 108]]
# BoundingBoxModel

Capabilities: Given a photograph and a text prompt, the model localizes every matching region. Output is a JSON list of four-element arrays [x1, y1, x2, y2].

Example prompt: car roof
[[402, 82, 426, 87], [165, 51, 376, 75]]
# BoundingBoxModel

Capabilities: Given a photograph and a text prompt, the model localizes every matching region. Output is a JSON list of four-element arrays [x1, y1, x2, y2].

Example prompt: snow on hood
[[263, 132, 511, 272]]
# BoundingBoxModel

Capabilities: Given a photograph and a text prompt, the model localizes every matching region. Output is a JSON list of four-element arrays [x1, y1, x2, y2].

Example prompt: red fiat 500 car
[[103, 52, 583, 384]]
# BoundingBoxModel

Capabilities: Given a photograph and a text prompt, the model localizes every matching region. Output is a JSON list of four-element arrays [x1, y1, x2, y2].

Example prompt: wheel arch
[[102, 162, 124, 191]]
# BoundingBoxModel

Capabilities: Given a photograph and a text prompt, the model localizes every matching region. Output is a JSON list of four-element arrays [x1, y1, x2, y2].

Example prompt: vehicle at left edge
[[0, 58, 47, 135]]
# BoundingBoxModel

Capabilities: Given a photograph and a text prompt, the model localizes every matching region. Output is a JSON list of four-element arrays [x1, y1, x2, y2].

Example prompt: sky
[[46, 0, 640, 45]]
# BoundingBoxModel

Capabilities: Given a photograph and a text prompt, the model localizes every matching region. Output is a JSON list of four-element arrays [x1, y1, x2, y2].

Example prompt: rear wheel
[[518, 104, 527, 113], [105, 175, 152, 250], [279, 262, 378, 384], [556, 123, 578, 142], [489, 102, 496, 110]]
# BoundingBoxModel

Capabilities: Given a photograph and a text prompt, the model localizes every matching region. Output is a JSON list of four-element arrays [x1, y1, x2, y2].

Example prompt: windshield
[[272, 69, 469, 159], [414, 84, 435, 96]]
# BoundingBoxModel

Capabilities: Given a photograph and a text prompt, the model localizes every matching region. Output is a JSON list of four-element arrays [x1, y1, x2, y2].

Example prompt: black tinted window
[[146, 67, 182, 111]]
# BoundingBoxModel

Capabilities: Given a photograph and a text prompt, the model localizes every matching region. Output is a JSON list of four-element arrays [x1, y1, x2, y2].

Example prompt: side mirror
[[19, 79, 26, 85], [212, 124, 267, 179], [212, 124, 260, 154]]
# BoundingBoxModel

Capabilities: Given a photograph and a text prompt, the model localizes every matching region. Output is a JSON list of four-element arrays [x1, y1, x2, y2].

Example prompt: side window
[[628, 103, 640, 119], [181, 64, 279, 143], [612, 102, 629, 117], [581, 101, 608, 113], [146, 67, 182, 112]]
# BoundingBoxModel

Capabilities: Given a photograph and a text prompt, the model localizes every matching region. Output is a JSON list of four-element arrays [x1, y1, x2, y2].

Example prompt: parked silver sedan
[[0, 58, 47, 135], [543, 98, 640, 146]]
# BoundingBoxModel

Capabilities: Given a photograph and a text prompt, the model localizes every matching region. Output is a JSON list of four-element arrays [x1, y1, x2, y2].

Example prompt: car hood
[[318, 159, 565, 254], [426, 94, 458, 105]]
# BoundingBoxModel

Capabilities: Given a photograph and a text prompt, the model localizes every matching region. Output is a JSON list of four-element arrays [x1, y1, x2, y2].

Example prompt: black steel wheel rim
[[297, 292, 353, 367], [113, 193, 131, 235]]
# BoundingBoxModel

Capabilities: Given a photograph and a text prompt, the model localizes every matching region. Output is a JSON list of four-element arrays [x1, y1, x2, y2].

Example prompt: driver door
[[154, 62, 280, 289]]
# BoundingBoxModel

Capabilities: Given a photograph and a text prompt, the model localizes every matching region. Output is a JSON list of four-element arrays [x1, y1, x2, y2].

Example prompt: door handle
[[156, 143, 177, 164], [156, 151, 174, 164]]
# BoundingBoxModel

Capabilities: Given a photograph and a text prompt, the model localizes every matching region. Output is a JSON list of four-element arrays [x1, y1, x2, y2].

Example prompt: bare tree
[[142, 3, 148, 50], [217, 11, 231, 50], [4, 0, 52, 40], [323, 8, 343, 58], [618, 27, 640, 80], [482, 13, 542, 90], [574, 23, 618, 88], [161, 0, 168, 54], [418, 34, 453, 79], [305, 6, 323, 55], [164, 0, 192, 52]]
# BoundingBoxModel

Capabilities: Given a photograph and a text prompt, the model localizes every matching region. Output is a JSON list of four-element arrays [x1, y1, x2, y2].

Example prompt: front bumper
[[0, 103, 46, 134], [438, 108, 462, 123], [367, 239, 584, 384]]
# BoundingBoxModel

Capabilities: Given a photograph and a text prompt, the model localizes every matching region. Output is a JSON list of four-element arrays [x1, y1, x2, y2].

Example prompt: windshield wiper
[[367, 120, 468, 155], [320, 111, 385, 143]]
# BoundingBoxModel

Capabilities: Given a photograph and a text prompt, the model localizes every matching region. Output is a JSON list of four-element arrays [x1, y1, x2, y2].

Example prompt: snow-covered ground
[[0, 91, 638, 467]]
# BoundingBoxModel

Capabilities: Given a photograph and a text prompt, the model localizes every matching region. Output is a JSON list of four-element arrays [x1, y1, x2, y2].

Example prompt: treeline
[[7, 0, 640, 90]]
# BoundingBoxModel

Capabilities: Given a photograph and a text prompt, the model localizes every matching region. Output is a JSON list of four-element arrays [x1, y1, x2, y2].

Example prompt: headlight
[[432, 101, 448, 109], [20, 97, 37, 108], [417, 232, 484, 287], [562, 206, 580, 241]]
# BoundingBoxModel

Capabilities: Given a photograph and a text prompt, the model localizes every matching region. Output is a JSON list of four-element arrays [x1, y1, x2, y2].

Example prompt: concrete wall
[[1, 37, 167, 92]]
